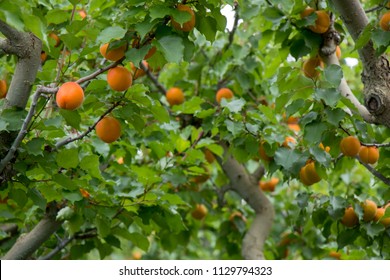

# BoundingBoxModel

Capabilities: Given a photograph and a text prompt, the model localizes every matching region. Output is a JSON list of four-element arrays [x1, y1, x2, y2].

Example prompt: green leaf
[[290, 39, 311, 60], [274, 147, 305, 172], [80, 155, 102, 179], [0, 108, 27, 131], [224, 119, 244, 136], [324, 108, 347, 126], [337, 229, 359, 249], [263, 7, 284, 23], [175, 137, 190, 153], [46, 9, 69, 24], [258, 104, 278, 124], [56, 148, 79, 169], [97, 26, 127, 43], [161, 193, 187, 205], [303, 121, 327, 143], [60, 109, 81, 130], [354, 23, 373, 51], [224, 98, 245, 113], [197, 16, 217, 41], [8, 188, 27, 207], [53, 174, 78, 191], [324, 65, 343, 87], [314, 88, 341, 107], [95, 215, 111, 238], [128, 232, 150, 251], [157, 35, 184, 63], [25, 138, 45, 156]]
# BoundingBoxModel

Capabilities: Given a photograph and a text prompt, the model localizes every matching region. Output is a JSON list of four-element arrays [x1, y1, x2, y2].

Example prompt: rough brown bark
[[330, 0, 390, 127]]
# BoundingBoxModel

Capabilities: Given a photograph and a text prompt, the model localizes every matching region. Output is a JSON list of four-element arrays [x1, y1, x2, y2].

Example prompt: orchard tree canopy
[[1, 0, 390, 260]]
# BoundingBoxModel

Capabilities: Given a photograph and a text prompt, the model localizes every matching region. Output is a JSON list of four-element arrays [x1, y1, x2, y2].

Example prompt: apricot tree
[[0, 0, 390, 260]]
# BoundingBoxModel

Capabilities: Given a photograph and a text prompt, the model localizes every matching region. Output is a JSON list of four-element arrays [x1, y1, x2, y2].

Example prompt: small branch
[[55, 101, 122, 149], [359, 159, 390, 186], [76, 59, 123, 85], [140, 62, 166, 95], [0, 19, 23, 44], [226, 1, 240, 50], [39, 236, 74, 260], [0, 86, 57, 174]]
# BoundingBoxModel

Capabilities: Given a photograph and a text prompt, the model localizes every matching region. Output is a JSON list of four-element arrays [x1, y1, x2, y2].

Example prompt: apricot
[[288, 123, 301, 132], [79, 188, 90, 199], [319, 143, 331, 153], [336, 46, 341, 59], [259, 177, 279, 192], [299, 161, 321, 186], [100, 42, 127, 61], [340, 136, 361, 157], [49, 32, 61, 47], [258, 142, 272, 161], [302, 56, 324, 79], [358, 146, 379, 165], [329, 251, 342, 260], [95, 116, 121, 143], [78, 9, 87, 19], [56, 82, 84, 110], [229, 211, 247, 223], [191, 204, 208, 220], [301, 8, 330, 34], [130, 60, 148, 80], [0, 79, 7, 99], [282, 136, 296, 148], [362, 199, 377, 222], [107, 66, 133, 91], [380, 11, 390, 31], [341, 206, 359, 228], [171, 4, 196, 32], [216, 87, 234, 104], [374, 204, 390, 228], [166, 87, 185, 106]]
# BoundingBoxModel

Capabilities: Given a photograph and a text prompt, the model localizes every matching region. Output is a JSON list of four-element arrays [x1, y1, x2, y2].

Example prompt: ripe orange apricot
[[79, 188, 90, 199], [259, 177, 279, 192], [171, 4, 196, 32], [362, 199, 378, 222], [107, 66, 133, 91], [299, 161, 321, 186], [380, 11, 390, 31], [100, 42, 127, 61], [49, 32, 61, 47], [301, 8, 330, 34], [336, 46, 341, 59], [329, 251, 342, 260], [358, 146, 379, 165], [166, 87, 185, 106], [302, 56, 324, 79], [341, 206, 359, 227], [191, 204, 208, 220], [0, 79, 7, 99], [78, 9, 87, 19], [374, 204, 390, 228], [40, 51, 48, 63], [288, 123, 301, 132], [216, 88, 234, 103], [259, 142, 272, 161], [319, 143, 331, 153], [130, 61, 148, 80], [283, 136, 296, 148], [340, 136, 361, 157], [56, 82, 84, 110], [95, 116, 121, 143], [229, 211, 247, 223]]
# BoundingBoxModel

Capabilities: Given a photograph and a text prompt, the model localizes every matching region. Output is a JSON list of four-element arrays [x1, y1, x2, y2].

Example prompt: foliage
[[0, 0, 390, 260]]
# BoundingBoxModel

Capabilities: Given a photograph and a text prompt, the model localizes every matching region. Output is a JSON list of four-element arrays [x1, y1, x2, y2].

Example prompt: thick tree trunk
[[330, 0, 390, 127]]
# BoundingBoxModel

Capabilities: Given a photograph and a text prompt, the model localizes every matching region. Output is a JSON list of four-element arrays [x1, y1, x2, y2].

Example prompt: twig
[[0, 86, 57, 174], [359, 159, 390, 186], [140, 62, 166, 95], [55, 101, 122, 149], [76, 59, 123, 85], [39, 236, 74, 260]]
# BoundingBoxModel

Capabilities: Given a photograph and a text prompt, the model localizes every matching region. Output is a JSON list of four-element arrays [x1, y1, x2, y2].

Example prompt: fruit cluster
[[341, 200, 390, 228]]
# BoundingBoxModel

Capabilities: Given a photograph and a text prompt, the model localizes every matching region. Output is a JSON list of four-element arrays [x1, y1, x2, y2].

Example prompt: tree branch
[[216, 142, 274, 260], [55, 101, 122, 149], [140, 62, 166, 95], [2, 203, 62, 260]]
